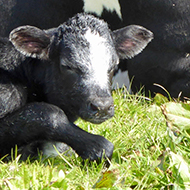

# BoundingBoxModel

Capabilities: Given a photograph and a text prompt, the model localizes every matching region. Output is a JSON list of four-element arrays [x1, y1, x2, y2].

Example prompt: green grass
[[0, 89, 190, 190]]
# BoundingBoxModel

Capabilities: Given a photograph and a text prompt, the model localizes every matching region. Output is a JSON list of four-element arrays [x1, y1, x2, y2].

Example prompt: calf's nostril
[[89, 101, 114, 116], [107, 104, 114, 115], [108, 105, 114, 111], [90, 103, 99, 112]]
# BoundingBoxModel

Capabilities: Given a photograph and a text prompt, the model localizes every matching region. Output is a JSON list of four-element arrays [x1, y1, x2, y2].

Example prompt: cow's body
[[0, 0, 123, 37], [0, 13, 153, 160], [0, 0, 83, 37], [117, 0, 190, 98]]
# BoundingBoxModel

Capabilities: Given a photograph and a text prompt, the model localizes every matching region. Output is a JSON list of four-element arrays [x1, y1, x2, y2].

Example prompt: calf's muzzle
[[87, 96, 114, 122]]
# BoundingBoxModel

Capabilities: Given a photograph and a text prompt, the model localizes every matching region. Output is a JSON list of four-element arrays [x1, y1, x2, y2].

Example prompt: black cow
[[0, 13, 153, 161], [117, 0, 190, 98]]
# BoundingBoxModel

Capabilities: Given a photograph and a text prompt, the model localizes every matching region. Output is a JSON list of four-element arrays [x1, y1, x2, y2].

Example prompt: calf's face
[[9, 13, 153, 124], [57, 19, 120, 123]]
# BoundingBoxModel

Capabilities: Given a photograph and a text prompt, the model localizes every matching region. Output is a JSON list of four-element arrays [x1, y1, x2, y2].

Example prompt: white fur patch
[[83, 0, 122, 19], [112, 70, 131, 92], [84, 29, 111, 89], [43, 142, 74, 157]]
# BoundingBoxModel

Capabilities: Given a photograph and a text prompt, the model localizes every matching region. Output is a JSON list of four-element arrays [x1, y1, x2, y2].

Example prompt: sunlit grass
[[0, 89, 189, 189]]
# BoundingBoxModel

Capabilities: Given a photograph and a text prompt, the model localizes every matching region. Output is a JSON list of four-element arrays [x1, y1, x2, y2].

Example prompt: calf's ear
[[113, 25, 153, 60], [9, 25, 51, 60]]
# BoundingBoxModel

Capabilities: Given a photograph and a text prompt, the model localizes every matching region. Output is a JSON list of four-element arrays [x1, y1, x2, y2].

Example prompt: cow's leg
[[0, 102, 113, 161]]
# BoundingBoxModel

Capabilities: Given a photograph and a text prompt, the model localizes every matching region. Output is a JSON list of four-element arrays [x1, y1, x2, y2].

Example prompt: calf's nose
[[89, 97, 114, 117]]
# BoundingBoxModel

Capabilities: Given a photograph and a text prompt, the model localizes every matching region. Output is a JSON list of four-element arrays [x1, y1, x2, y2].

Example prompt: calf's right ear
[[113, 25, 153, 60], [9, 25, 51, 60]]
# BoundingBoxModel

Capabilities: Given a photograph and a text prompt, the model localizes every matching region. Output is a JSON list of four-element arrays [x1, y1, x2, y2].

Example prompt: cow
[[115, 0, 190, 98], [0, 13, 153, 161]]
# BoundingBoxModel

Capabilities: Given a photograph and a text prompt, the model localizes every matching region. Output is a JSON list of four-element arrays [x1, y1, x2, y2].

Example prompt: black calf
[[0, 13, 153, 161]]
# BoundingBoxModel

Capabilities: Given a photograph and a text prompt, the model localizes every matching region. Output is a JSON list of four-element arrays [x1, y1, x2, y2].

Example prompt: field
[[0, 89, 190, 190]]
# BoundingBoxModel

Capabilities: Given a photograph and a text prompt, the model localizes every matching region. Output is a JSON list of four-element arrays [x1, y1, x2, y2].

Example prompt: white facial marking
[[84, 29, 111, 89], [83, 0, 122, 19]]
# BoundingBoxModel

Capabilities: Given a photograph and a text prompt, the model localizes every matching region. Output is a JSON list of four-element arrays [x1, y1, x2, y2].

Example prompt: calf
[[0, 13, 153, 161]]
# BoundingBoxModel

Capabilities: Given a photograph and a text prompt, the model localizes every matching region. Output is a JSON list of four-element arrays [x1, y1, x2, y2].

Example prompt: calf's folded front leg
[[0, 102, 113, 161]]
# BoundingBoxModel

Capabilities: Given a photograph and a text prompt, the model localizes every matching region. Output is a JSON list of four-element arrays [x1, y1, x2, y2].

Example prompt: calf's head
[[9, 13, 153, 124]]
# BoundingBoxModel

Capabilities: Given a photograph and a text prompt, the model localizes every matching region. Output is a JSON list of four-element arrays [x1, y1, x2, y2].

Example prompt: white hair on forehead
[[83, 0, 122, 19], [84, 29, 112, 89]]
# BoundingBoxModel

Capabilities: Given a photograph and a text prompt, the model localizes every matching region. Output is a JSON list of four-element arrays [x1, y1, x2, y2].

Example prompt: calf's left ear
[[9, 25, 51, 60], [113, 25, 153, 60]]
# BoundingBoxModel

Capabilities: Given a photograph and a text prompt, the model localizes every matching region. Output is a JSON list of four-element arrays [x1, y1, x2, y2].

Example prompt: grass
[[0, 89, 190, 189]]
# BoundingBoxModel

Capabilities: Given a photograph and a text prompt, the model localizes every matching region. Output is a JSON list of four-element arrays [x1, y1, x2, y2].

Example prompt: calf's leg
[[0, 102, 113, 161]]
